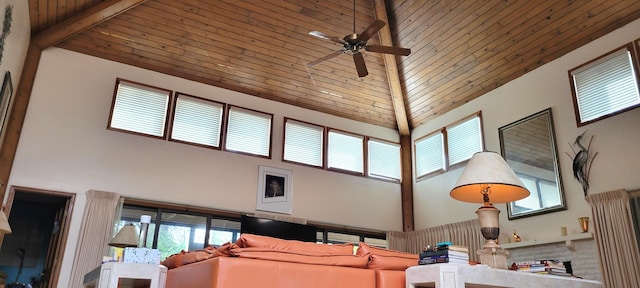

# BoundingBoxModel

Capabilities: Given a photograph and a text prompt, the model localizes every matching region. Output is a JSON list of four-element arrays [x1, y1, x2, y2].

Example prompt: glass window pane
[[540, 180, 561, 207], [171, 94, 224, 147], [368, 139, 401, 180], [327, 130, 364, 173], [284, 119, 323, 166], [225, 106, 272, 156], [156, 213, 207, 259], [572, 47, 640, 123], [364, 237, 388, 249], [327, 232, 360, 245], [447, 115, 483, 165], [209, 218, 241, 246], [513, 175, 541, 211], [109, 79, 170, 137], [415, 132, 444, 177]]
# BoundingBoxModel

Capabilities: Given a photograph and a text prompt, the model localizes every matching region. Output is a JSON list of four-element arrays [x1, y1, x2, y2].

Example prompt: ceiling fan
[[307, 1, 411, 77]]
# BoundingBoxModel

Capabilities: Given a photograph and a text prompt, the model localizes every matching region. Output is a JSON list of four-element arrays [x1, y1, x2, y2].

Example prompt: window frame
[[282, 117, 325, 168], [283, 118, 402, 182], [223, 105, 273, 159], [121, 198, 386, 250], [367, 136, 402, 183], [106, 78, 401, 182], [326, 128, 366, 176], [414, 111, 484, 181], [107, 78, 173, 139], [414, 128, 446, 180], [445, 112, 485, 171], [569, 43, 640, 127], [168, 92, 226, 150], [119, 202, 242, 257]]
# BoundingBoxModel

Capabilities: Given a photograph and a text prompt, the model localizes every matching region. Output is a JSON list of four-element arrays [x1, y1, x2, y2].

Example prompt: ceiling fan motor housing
[[343, 34, 366, 53]]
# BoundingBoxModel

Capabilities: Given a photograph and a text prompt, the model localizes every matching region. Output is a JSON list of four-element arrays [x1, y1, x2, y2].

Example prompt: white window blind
[[327, 130, 364, 173], [109, 80, 170, 137], [170, 94, 224, 147], [447, 115, 482, 165], [368, 139, 401, 181], [283, 119, 323, 167], [571, 47, 640, 124], [415, 132, 444, 177], [225, 106, 272, 157]]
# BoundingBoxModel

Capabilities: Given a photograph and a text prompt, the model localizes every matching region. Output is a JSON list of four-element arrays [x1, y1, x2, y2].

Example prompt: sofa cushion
[[357, 242, 418, 270], [232, 234, 369, 268], [162, 250, 185, 269], [236, 233, 355, 255], [230, 247, 370, 268], [162, 242, 238, 269]]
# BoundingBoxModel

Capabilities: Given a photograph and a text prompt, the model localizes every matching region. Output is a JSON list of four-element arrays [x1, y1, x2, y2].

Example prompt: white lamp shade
[[108, 223, 139, 248], [0, 211, 11, 234], [450, 151, 530, 203]]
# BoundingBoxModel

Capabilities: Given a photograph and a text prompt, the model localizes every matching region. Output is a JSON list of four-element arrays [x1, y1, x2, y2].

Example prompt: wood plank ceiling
[[28, 0, 640, 134]]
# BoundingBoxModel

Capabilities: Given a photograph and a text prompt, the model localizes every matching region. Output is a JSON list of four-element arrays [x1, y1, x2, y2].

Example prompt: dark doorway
[[0, 187, 74, 288]]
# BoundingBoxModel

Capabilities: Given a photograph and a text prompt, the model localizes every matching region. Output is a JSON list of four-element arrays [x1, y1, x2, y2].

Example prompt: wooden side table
[[83, 262, 167, 288]]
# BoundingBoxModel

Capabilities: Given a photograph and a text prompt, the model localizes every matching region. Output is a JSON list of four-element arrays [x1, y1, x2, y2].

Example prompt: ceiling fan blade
[[353, 52, 368, 77], [357, 20, 385, 42], [308, 50, 346, 66], [309, 31, 345, 45], [365, 45, 411, 56]]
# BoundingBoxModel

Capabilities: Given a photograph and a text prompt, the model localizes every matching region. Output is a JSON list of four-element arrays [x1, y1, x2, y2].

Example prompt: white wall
[[412, 18, 640, 244], [8, 48, 402, 287]]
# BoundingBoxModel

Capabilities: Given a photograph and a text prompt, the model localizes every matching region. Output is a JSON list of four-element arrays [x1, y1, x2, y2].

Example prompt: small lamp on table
[[108, 223, 139, 261]]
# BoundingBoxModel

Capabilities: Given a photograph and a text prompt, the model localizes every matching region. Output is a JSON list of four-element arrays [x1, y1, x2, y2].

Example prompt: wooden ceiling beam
[[373, 0, 414, 233], [32, 0, 149, 49], [372, 0, 410, 136]]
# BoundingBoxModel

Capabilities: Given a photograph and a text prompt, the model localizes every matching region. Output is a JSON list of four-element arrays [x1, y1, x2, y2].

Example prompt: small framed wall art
[[0, 70, 12, 137], [256, 165, 292, 214]]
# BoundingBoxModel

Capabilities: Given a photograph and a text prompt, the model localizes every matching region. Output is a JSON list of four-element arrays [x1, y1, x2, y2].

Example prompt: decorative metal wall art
[[566, 131, 597, 196]]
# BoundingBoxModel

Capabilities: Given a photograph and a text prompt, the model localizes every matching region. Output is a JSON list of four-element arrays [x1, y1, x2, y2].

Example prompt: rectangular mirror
[[499, 108, 566, 219]]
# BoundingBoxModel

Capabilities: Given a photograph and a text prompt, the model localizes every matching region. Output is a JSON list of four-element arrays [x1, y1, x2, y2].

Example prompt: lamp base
[[477, 246, 509, 269]]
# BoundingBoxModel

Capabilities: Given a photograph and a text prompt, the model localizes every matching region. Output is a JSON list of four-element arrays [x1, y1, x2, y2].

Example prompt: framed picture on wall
[[256, 165, 292, 214], [0, 70, 12, 137]]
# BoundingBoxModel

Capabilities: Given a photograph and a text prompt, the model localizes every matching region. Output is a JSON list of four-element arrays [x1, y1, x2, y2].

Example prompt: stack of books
[[510, 260, 573, 277], [545, 260, 573, 277], [511, 261, 548, 273], [419, 244, 469, 265]]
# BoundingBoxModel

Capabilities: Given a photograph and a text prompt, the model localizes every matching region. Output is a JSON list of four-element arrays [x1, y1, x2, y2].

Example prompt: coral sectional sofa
[[163, 233, 418, 288]]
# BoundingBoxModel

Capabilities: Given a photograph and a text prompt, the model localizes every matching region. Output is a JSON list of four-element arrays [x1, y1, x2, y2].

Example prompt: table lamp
[[450, 151, 529, 269], [108, 223, 139, 248]]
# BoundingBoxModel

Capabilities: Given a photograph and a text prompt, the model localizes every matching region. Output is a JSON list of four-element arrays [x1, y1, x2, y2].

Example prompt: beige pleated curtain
[[388, 219, 483, 262], [586, 189, 640, 288], [68, 190, 121, 288]]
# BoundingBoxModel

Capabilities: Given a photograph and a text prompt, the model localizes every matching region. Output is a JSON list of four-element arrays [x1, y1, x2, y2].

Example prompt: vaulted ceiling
[[28, 0, 640, 135]]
